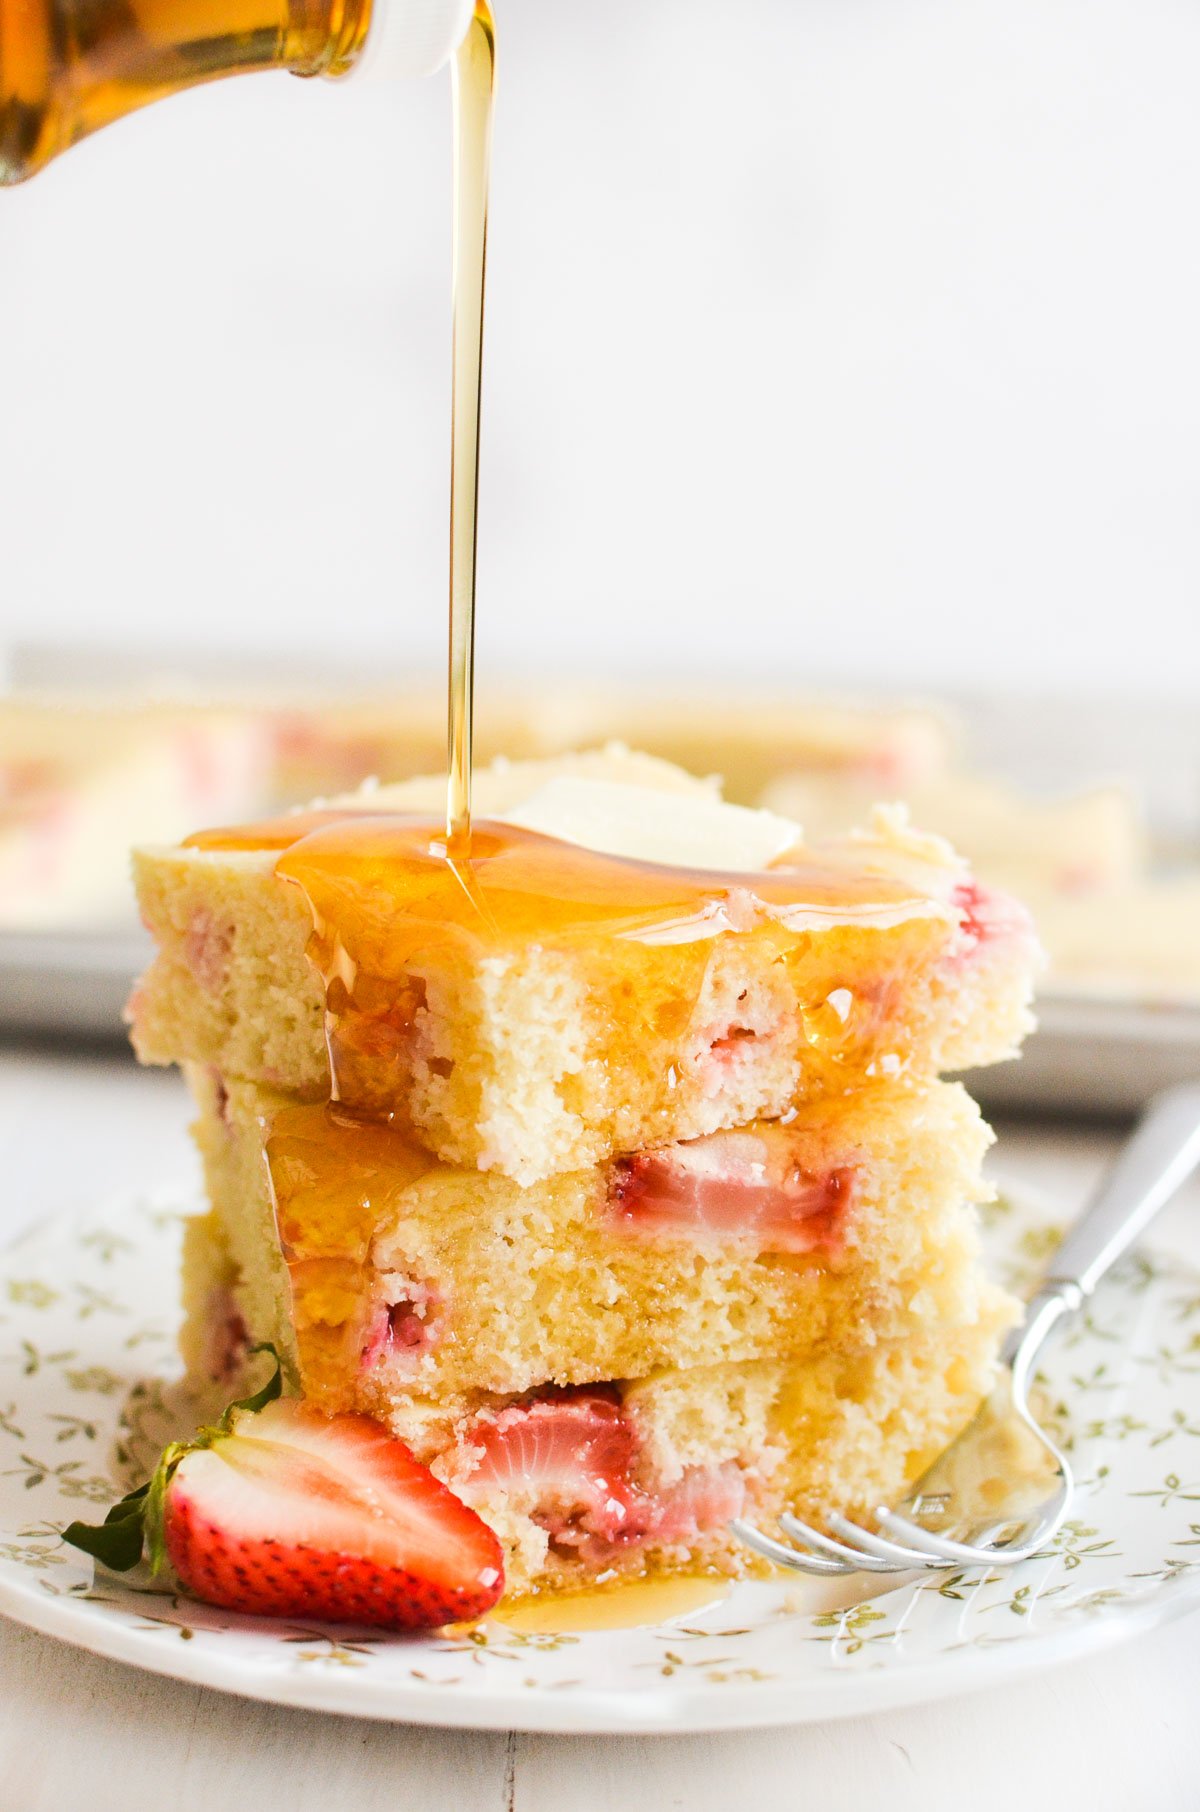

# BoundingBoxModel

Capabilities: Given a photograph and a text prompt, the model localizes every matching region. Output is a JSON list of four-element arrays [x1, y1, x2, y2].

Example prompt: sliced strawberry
[[653, 1462, 747, 1543], [360, 1276, 442, 1375], [163, 1398, 503, 1629], [183, 909, 233, 994], [196, 1283, 249, 1385], [608, 1126, 854, 1254], [457, 1389, 746, 1560], [691, 999, 779, 1100], [950, 878, 1034, 957], [63, 1354, 504, 1632], [461, 1389, 648, 1550]]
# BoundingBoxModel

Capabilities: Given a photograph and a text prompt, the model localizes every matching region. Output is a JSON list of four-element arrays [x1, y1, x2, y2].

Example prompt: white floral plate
[[2, 1187, 1200, 1734]]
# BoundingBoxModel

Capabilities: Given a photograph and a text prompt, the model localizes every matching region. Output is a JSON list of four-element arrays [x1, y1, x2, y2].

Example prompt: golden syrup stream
[[446, 0, 495, 852]]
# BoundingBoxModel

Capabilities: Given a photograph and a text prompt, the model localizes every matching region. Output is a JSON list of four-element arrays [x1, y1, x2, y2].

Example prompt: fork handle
[[1011, 1082, 1200, 1365]]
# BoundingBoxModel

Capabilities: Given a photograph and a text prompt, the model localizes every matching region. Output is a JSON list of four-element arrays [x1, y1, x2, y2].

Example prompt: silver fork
[[732, 1081, 1200, 1577]]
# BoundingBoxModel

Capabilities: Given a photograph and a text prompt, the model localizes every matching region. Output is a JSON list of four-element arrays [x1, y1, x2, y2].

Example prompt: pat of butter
[[499, 777, 803, 873]]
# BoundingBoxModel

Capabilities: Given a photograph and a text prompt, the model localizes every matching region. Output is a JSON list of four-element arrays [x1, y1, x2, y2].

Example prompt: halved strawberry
[[608, 1126, 854, 1254], [64, 1349, 503, 1630], [164, 1400, 503, 1627]]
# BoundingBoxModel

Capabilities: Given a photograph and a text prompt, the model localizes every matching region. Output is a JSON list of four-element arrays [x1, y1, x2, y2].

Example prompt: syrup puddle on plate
[[490, 1574, 731, 1634]]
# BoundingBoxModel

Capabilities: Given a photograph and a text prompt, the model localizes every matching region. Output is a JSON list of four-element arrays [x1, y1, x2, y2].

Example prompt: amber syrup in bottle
[[0, 0, 372, 184]]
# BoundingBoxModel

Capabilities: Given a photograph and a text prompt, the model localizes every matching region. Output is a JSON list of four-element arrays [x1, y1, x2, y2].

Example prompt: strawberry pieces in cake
[[608, 1126, 855, 1254], [464, 1389, 647, 1550], [457, 1388, 746, 1561], [950, 878, 1035, 959]]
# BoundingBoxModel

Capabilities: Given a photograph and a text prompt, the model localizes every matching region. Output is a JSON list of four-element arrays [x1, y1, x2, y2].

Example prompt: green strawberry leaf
[[62, 1344, 283, 1574], [62, 1482, 151, 1572], [227, 1344, 284, 1419]]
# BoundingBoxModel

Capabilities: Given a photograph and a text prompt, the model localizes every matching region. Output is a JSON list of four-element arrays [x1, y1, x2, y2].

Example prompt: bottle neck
[[287, 0, 374, 76]]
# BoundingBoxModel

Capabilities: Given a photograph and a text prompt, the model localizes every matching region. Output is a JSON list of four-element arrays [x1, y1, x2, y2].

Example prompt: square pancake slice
[[131, 751, 1039, 1184], [183, 1068, 997, 1408]]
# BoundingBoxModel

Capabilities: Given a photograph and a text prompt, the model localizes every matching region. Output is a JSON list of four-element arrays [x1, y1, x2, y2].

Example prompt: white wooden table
[[2, 1045, 1199, 1811]]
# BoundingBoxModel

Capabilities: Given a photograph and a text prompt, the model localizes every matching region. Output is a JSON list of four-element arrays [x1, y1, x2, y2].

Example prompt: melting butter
[[499, 775, 803, 872]]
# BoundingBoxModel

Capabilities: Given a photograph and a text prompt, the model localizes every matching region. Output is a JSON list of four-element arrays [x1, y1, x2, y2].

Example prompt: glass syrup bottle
[[0, 0, 472, 183]]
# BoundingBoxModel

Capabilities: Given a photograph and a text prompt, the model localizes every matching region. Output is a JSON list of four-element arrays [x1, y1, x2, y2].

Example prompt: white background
[[1, 0, 1199, 696]]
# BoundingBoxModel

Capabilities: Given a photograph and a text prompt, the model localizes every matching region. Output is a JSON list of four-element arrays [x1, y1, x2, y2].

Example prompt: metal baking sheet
[[964, 990, 1200, 1119], [0, 931, 150, 1042]]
